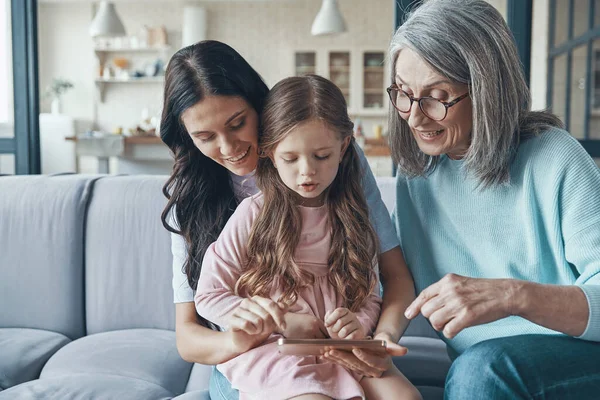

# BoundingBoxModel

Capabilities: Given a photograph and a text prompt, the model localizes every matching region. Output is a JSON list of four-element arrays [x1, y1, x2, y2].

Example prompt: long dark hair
[[160, 41, 269, 325], [236, 75, 379, 312]]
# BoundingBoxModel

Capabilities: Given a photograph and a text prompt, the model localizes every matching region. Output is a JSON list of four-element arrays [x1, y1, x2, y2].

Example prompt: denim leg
[[208, 366, 239, 400], [444, 334, 600, 400]]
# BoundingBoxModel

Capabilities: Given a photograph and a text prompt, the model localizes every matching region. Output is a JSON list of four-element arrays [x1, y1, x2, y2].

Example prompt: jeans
[[209, 366, 239, 400], [445, 334, 600, 400]]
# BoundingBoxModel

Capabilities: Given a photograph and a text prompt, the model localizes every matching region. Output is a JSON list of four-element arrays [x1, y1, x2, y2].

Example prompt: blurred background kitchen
[[1, 0, 598, 176]]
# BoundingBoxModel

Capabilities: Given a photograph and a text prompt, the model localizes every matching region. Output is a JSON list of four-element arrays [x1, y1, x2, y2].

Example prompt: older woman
[[326, 0, 600, 398], [390, 0, 600, 398]]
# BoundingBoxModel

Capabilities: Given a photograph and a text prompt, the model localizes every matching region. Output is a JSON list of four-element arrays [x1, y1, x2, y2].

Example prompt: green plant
[[43, 78, 74, 100]]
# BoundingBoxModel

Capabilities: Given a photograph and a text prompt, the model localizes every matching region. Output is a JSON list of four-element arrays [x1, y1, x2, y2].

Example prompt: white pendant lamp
[[182, 5, 207, 48], [89, 1, 126, 38], [311, 0, 347, 36]]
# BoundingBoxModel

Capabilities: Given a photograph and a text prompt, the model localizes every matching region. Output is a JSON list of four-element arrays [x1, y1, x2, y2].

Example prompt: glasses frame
[[386, 84, 469, 121]]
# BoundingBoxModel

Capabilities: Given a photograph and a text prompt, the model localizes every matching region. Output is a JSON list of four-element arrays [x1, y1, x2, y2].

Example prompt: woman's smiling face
[[181, 95, 260, 176], [394, 48, 473, 159]]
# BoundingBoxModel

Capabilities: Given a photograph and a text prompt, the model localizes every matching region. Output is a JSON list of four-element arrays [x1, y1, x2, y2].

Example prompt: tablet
[[277, 338, 387, 356]]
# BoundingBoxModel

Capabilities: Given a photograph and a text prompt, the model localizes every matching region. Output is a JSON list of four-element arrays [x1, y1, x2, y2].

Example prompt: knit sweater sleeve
[[553, 133, 600, 341]]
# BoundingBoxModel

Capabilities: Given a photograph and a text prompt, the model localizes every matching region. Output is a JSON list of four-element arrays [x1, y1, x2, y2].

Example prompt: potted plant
[[43, 78, 74, 115]]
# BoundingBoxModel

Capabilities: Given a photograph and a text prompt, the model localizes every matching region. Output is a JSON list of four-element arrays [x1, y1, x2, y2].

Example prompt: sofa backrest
[[0, 174, 93, 339], [0, 173, 438, 339], [84, 175, 175, 334]]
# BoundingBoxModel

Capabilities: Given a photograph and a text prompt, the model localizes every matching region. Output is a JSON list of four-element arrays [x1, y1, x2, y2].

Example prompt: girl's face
[[270, 119, 350, 207], [181, 95, 260, 176], [394, 48, 473, 159]]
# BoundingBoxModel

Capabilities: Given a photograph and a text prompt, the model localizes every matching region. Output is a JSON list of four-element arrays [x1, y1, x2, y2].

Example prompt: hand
[[322, 332, 408, 378], [405, 273, 515, 339], [281, 313, 328, 339], [228, 296, 287, 353], [324, 308, 365, 339]]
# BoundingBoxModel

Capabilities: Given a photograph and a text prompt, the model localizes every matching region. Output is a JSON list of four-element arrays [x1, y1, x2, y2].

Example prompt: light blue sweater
[[392, 128, 600, 355]]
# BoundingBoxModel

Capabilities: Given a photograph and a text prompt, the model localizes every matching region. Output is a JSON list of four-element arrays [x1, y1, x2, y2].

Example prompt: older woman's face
[[181, 95, 260, 176], [394, 48, 472, 159]]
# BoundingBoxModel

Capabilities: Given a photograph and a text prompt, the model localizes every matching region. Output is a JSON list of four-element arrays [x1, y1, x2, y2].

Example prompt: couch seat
[[0, 328, 70, 390], [36, 329, 191, 397], [0, 374, 174, 399], [394, 336, 451, 399]]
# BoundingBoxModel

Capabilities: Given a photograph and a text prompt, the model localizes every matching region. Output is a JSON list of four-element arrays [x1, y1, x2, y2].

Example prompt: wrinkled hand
[[322, 332, 408, 378], [324, 308, 365, 339], [229, 296, 286, 353], [405, 273, 515, 339], [282, 312, 328, 339]]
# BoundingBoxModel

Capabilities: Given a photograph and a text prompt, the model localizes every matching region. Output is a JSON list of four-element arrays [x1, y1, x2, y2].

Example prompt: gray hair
[[388, 0, 562, 186]]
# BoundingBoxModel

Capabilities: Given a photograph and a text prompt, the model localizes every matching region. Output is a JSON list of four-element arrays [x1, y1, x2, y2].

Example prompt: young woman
[[195, 74, 420, 400], [160, 41, 415, 399]]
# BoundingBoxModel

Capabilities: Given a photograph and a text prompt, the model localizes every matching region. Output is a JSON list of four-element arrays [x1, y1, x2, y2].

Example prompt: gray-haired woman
[[325, 0, 600, 398]]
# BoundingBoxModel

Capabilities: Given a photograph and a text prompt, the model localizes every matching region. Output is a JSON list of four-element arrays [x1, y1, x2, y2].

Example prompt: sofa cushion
[[394, 336, 452, 388], [0, 175, 97, 339], [84, 175, 174, 334], [0, 374, 173, 400], [0, 328, 70, 390], [172, 390, 211, 400], [40, 329, 192, 396]]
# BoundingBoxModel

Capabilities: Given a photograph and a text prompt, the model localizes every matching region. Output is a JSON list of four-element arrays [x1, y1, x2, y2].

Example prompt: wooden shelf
[[364, 145, 390, 157], [95, 77, 164, 83], [94, 77, 164, 102]]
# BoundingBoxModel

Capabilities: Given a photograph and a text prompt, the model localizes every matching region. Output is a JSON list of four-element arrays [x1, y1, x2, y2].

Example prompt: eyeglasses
[[386, 84, 469, 121]]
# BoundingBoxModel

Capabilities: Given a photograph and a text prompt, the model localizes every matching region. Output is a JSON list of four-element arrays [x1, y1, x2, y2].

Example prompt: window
[[594, 50, 600, 108], [0, 0, 13, 132]]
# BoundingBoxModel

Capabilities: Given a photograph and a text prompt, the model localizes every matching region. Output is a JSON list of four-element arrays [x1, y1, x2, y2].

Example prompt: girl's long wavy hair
[[235, 75, 378, 312], [159, 40, 268, 327]]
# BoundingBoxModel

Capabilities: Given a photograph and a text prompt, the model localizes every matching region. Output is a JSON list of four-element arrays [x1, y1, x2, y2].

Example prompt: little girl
[[195, 75, 420, 400]]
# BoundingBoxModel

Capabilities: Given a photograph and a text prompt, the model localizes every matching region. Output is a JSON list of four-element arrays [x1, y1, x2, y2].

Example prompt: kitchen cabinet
[[293, 49, 389, 116]]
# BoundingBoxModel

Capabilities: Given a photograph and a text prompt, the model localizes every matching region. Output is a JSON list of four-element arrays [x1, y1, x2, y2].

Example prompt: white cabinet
[[293, 49, 390, 117]]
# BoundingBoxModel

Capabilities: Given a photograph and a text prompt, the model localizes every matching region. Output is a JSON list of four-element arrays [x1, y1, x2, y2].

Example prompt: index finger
[[251, 296, 287, 330], [405, 284, 440, 319]]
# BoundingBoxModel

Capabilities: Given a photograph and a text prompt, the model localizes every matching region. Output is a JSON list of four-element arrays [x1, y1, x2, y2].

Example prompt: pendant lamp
[[89, 1, 126, 38], [311, 0, 347, 36]]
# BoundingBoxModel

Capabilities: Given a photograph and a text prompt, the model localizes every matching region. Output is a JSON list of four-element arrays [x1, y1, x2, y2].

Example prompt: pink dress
[[195, 193, 381, 400]]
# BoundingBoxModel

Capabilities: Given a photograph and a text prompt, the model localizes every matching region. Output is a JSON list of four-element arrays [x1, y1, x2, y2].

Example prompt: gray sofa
[[0, 174, 451, 399]]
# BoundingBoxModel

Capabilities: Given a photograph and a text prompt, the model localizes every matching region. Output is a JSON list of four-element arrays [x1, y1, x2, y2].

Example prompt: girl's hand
[[228, 296, 287, 354], [404, 273, 515, 339], [229, 296, 287, 336], [282, 313, 328, 339], [322, 332, 408, 378], [324, 308, 365, 339]]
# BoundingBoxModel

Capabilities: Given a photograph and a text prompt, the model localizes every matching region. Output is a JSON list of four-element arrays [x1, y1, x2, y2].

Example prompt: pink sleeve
[[355, 261, 382, 336], [194, 196, 261, 328]]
